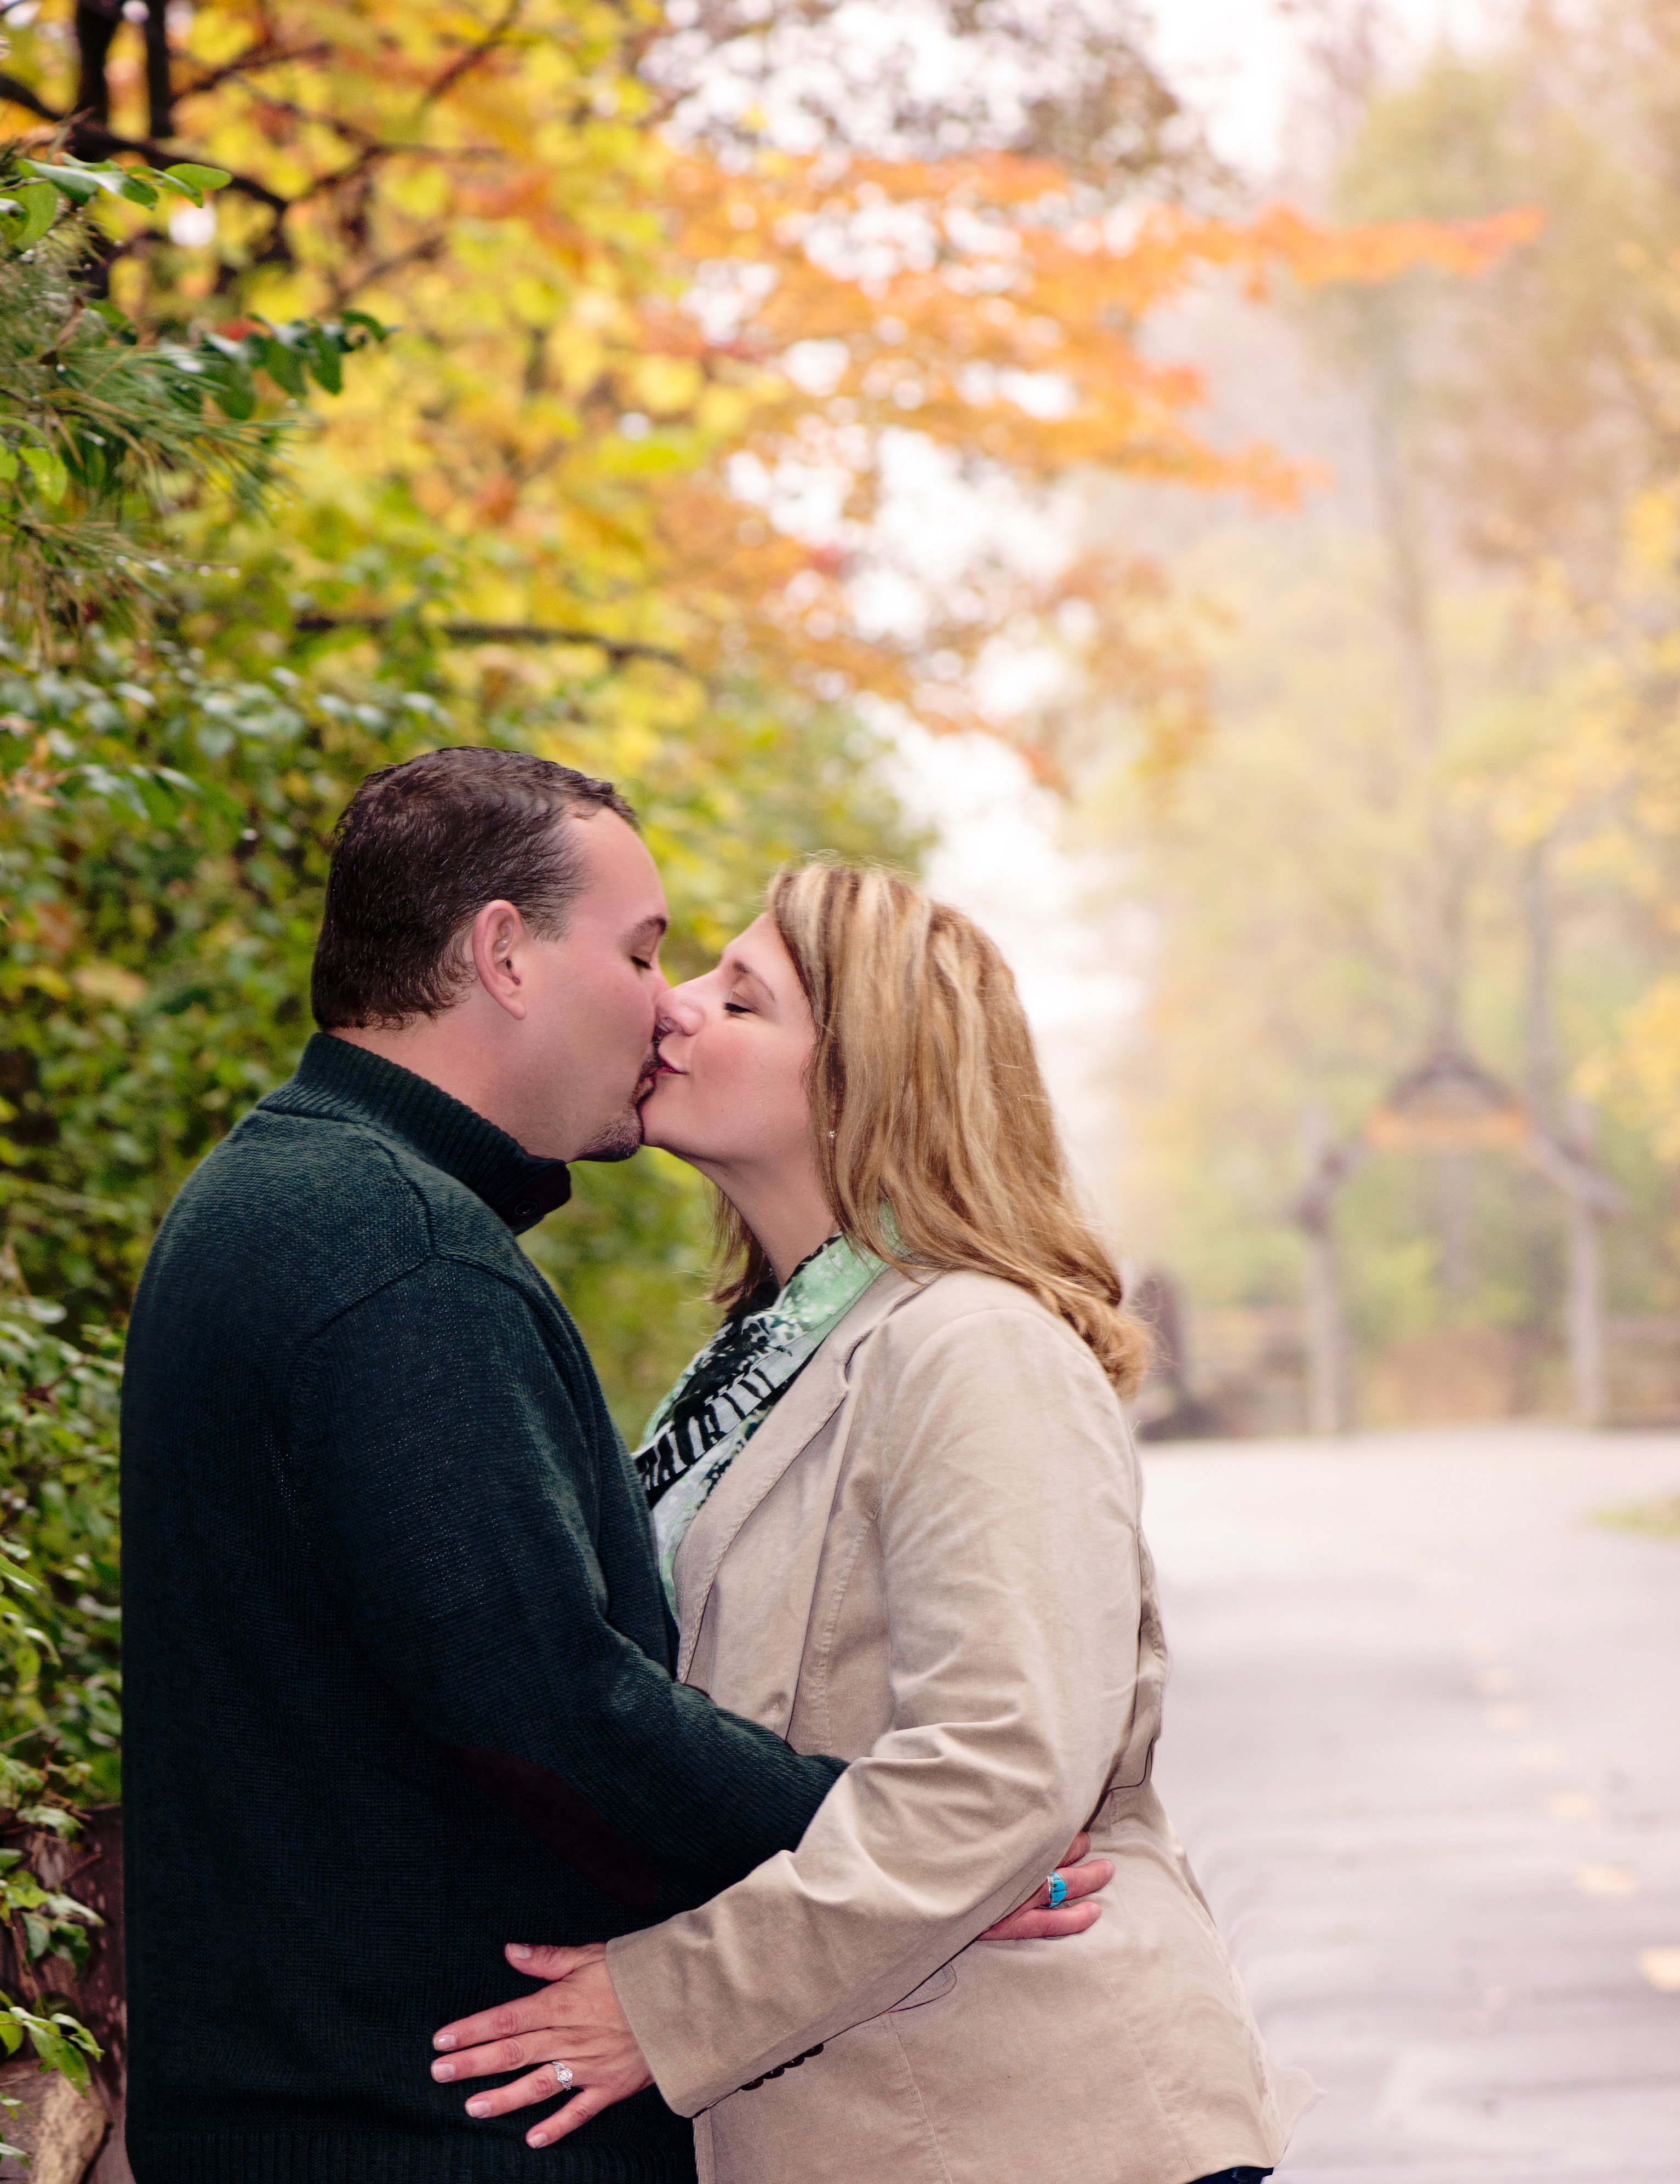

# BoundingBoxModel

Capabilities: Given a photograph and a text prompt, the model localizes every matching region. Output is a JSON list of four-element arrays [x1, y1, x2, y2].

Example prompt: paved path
[[1141, 1427, 1680, 2184]]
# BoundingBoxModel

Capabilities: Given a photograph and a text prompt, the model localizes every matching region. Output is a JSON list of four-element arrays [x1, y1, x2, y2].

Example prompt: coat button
[[510, 1199, 536, 1221]]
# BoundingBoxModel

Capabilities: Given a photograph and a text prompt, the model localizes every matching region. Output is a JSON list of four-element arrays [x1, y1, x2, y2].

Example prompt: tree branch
[[248, 99, 508, 167], [327, 231, 446, 309], [293, 614, 694, 671], [420, 0, 525, 112], [176, 42, 334, 103], [0, 71, 63, 124]]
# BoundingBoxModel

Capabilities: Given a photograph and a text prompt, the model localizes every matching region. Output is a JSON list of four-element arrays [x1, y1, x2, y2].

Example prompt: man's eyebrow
[[625, 913, 668, 945]]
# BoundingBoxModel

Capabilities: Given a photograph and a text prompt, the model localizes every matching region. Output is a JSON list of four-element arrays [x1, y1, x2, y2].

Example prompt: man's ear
[[469, 900, 529, 1020]]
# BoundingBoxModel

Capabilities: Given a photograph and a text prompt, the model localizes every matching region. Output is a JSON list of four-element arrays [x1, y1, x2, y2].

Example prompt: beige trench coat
[[606, 1268, 1314, 2184]]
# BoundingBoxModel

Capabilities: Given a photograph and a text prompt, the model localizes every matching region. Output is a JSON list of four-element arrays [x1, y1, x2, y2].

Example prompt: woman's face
[[638, 914, 818, 1173]]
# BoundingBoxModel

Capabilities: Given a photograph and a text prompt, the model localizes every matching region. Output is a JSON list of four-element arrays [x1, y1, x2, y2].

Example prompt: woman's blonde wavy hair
[[711, 863, 1149, 1394]]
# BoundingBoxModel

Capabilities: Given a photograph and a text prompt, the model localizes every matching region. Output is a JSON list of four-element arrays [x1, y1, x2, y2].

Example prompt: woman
[[433, 866, 1313, 2183]]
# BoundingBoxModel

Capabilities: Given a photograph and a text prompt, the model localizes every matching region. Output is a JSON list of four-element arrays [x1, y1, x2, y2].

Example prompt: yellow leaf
[[72, 964, 148, 1010], [632, 355, 702, 416]]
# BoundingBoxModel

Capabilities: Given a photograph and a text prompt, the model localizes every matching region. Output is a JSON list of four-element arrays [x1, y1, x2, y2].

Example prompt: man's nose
[[655, 985, 702, 1036]]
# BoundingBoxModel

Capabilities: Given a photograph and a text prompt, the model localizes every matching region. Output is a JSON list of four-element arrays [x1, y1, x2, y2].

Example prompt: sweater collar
[[264, 1033, 573, 1234]]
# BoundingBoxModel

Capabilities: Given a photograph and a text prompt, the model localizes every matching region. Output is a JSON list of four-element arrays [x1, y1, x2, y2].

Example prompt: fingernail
[[528, 2132, 548, 2148], [432, 2062, 455, 2082], [433, 2033, 456, 2050], [510, 1944, 533, 1960], [466, 2099, 490, 2119]]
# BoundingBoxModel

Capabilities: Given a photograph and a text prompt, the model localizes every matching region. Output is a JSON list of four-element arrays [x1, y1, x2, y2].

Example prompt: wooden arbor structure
[[1292, 1049, 1624, 1433]]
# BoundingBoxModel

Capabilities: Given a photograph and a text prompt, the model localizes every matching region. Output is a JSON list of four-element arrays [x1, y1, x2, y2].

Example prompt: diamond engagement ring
[[551, 2062, 574, 2093]]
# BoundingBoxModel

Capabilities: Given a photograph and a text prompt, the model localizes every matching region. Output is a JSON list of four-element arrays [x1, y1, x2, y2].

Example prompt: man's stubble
[[573, 1045, 659, 1163]]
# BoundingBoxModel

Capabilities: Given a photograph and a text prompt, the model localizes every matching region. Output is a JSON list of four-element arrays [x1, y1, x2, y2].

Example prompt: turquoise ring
[[1045, 1872, 1067, 1910]]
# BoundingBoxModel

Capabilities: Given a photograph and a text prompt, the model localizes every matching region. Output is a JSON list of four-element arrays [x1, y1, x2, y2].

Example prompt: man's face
[[513, 812, 669, 1162]]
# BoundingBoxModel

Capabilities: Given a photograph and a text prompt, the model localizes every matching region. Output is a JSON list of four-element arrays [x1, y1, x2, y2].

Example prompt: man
[[122, 748, 1088, 2183]]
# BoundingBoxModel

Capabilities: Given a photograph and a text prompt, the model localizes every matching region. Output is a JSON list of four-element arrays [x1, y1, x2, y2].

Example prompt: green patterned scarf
[[634, 1234, 883, 1606]]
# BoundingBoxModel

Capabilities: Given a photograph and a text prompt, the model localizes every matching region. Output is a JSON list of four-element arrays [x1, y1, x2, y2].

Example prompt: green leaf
[[88, 168, 142, 204], [0, 449, 16, 482], [165, 163, 233, 195], [261, 336, 307, 398], [39, 169, 100, 203], [0, 180, 58, 251], [305, 328, 343, 396], [201, 330, 261, 366], [17, 160, 96, 202], [37, 1893, 100, 1928], [21, 447, 68, 505], [204, 366, 258, 421], [16, 1806, 78, 1837]]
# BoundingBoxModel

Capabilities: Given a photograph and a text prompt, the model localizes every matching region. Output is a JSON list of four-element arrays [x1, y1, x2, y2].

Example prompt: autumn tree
[[1097, 1, 1680, 1430], [1325, 9, 1680, 1377]]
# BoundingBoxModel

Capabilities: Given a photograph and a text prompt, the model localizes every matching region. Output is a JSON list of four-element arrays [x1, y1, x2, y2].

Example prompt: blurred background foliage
[[1095, 0, 1680, 1433]]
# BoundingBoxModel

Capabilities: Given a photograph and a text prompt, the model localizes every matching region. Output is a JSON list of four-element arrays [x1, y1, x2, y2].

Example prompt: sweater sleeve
[[288, 1255, 842, 1915], [603, 1304, 1143, 2112]]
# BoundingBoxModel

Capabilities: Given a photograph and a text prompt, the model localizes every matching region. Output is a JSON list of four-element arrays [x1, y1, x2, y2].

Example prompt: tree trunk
[[1566, 1191, 1605, 1427], [1521, 836, 1559, 1124], [1300, 1108, 1356, 1433], [73, 3, 123, 130], [1436, 1147, 1471, 1307], [144, 0, 173, 140], [1564, 1100, 1607, 1427], [1304, 1217, 1354, 1434]]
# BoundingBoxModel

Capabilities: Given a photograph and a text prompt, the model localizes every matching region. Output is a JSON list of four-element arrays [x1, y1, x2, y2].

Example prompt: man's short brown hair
[[311, 747, 637, 1030]]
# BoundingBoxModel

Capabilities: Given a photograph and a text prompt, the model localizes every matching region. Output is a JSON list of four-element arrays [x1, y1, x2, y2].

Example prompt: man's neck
[[329, 1022, 525, 1148]]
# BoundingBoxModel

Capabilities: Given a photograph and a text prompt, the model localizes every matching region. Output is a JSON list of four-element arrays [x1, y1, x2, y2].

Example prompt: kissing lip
[[636, 1060, 683, 1104]]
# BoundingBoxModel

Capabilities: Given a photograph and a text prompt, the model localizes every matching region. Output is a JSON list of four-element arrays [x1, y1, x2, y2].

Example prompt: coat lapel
[[673, 1267, 916, 1685]]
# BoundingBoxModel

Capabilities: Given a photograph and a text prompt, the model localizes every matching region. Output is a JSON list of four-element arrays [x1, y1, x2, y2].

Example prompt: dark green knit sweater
[[121, 1034, 843, 2184]]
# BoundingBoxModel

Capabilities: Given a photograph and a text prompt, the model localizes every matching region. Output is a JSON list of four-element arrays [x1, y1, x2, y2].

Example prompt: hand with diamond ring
[[428, 1835, 1111, 2148], [430, 1942, 652, 2151]]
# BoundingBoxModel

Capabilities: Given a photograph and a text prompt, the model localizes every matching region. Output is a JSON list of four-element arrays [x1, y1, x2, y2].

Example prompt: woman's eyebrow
[[722, 953, 773, 995]]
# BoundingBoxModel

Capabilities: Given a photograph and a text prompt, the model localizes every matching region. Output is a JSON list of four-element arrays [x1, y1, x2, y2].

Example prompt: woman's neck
[[692, 1152, 835, 1291]]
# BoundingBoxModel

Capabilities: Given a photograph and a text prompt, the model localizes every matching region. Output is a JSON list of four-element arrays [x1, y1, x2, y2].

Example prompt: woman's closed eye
[[723, 1000, 754, 1017]]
